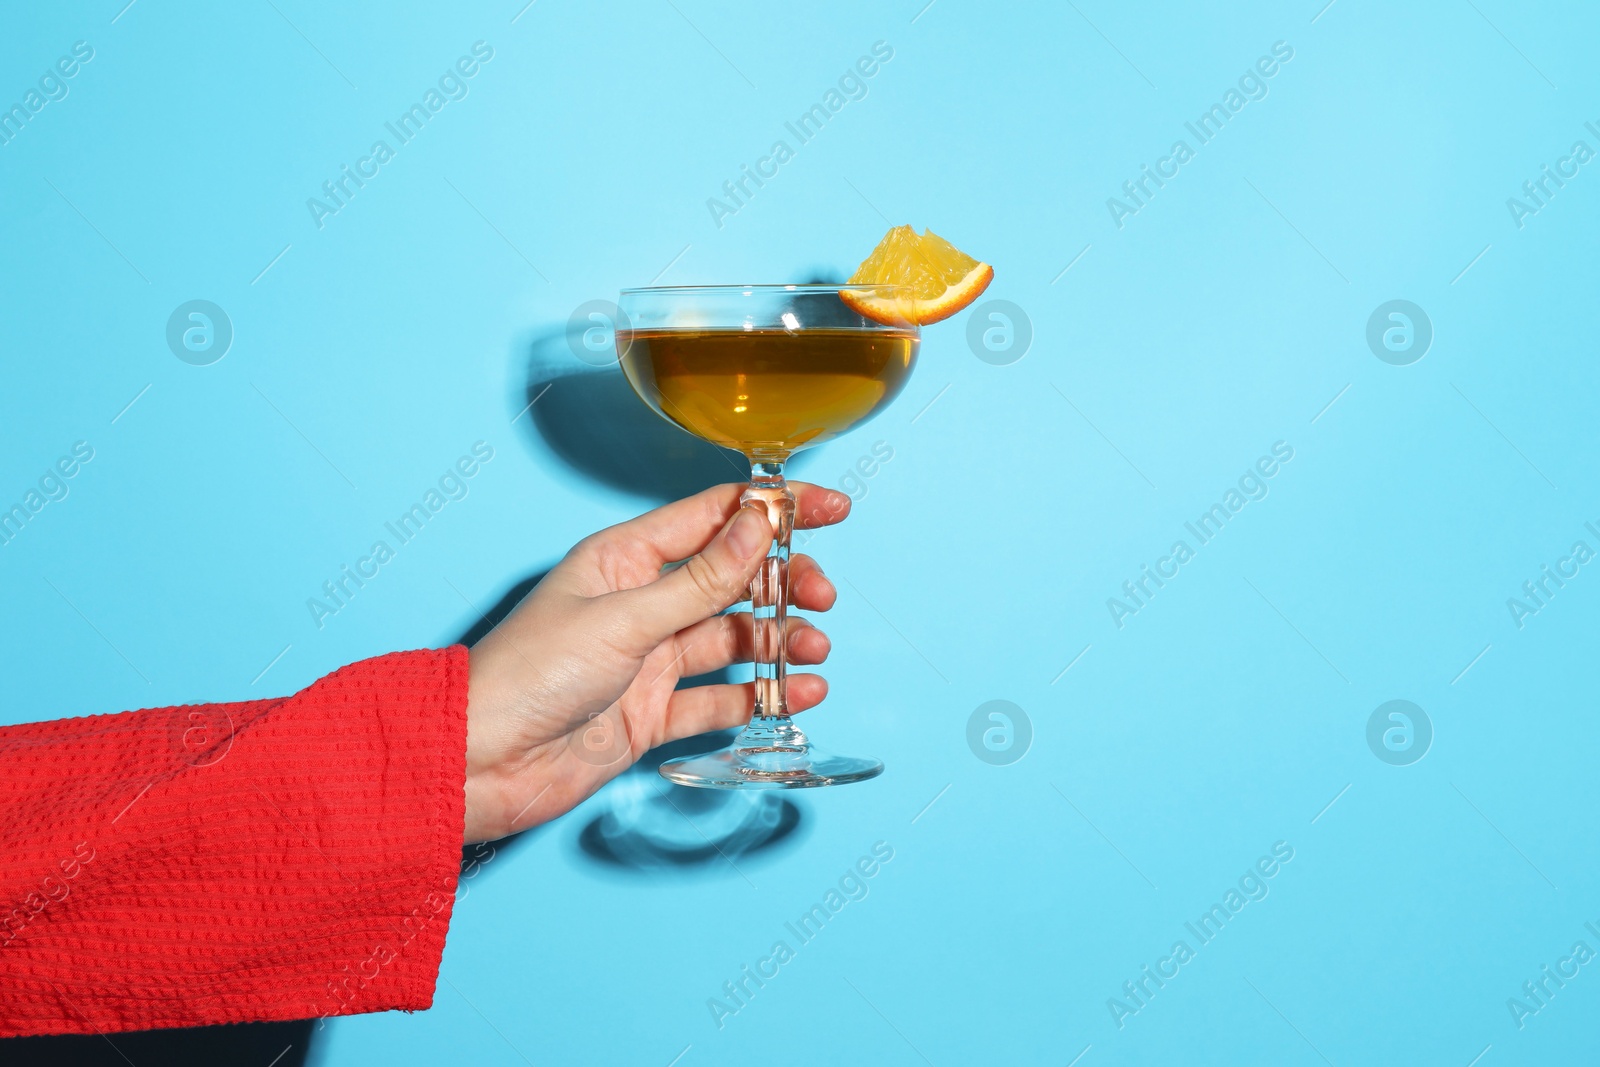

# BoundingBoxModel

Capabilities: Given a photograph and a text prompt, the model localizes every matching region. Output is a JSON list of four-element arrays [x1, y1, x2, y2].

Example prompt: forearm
[[0, 647, 468, 1037]]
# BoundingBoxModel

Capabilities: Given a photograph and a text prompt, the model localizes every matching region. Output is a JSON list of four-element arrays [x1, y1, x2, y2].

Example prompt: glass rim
[[618, 282, 915, 297]]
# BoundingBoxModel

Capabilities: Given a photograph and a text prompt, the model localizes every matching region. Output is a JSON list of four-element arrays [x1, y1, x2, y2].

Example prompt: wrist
[[463, 772, 497, 846], [463, 645, 506, 845]]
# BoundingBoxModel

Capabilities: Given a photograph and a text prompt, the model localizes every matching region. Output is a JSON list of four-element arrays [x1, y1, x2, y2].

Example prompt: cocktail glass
[[615, 284, 918, 788]]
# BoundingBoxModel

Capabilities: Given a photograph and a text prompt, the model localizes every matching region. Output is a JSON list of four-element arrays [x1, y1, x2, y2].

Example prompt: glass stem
[[738, 460, 807, 753]]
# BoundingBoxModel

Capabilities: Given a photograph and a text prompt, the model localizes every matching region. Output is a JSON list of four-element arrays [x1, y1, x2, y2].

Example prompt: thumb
[[611, 503, 773, 649]]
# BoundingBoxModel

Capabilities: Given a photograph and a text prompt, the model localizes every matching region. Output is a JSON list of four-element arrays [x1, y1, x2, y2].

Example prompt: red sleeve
[[0, 646, 469, 1037]]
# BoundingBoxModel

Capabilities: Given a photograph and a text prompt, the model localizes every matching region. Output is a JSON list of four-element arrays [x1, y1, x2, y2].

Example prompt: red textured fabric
[[0, 646, 469, 1037]]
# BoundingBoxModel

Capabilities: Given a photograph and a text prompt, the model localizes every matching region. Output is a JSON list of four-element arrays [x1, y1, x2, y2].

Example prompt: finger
[[604, 503, 773, 650], [743, 554, 835, 611], [795, 486, 852, 530], [585, 483, 853, 569], [672, 614, 830, 677], [789, 555, 836, 612], [660, 675, 829, 743]]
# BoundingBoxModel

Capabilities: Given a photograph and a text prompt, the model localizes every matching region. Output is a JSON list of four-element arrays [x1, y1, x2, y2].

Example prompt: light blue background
[[3, 0, 1598, 1063]]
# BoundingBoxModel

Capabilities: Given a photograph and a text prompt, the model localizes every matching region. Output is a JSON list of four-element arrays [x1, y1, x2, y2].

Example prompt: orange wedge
[[839, 225, 993, 325]]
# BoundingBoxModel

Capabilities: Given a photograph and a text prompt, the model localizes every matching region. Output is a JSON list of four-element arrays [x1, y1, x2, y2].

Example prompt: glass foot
[[659, 715, 883, 789]]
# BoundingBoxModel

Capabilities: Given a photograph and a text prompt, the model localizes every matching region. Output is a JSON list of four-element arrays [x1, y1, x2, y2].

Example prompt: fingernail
[[727, 505, 769, 559]]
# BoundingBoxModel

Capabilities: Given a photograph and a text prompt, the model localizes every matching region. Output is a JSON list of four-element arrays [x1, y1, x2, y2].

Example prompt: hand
[[461, 482, 852, 844]]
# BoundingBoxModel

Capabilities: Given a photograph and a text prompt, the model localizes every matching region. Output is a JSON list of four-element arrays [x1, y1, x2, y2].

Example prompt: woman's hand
[[461, 482, 851, 844]]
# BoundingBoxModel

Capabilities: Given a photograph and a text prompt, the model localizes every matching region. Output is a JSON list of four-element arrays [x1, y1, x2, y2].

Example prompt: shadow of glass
[[574, 731, 805, 876], [520, 326, 749, 500]]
